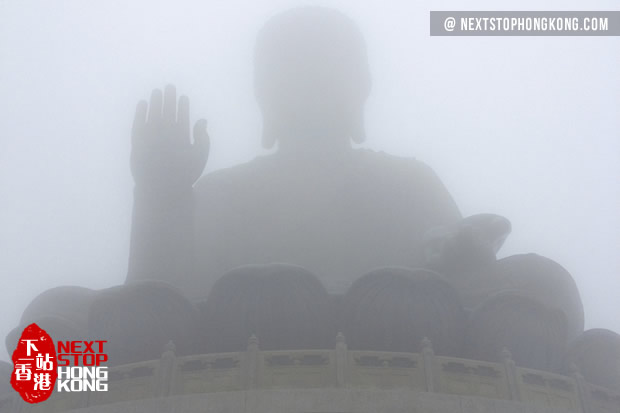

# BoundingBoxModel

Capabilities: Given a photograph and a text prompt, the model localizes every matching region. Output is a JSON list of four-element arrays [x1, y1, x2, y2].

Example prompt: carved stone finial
[[247, 334, 259, 350], [421, 337, 433, 353], [164, 340, 176, 354], [500, 347, 512, 362], [336, 332, 346, 345], [568, 362, 583, 377]]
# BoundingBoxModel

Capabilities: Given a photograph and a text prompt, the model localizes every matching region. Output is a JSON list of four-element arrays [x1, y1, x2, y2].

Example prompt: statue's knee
[[462, 291, 568, 372], [494, 254, 584, 340], [87, 281, 199, 365], [6, 285, 96, 355], [565, 328, 620, 392], [200, 263, 332, 352], [340, 267, 465, 355]]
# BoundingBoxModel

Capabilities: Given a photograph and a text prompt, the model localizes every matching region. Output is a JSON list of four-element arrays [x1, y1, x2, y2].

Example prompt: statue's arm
[[126, 85, 209, 284], [416, 161, 462, 223]]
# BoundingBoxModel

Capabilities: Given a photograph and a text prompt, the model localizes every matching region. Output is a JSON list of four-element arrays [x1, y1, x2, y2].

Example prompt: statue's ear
[[351, 68, 370, 144], [257, 93, 279, 149], [350, 104, 366, 144], [255, 71, 277, 149], [261, 117, 278, 149]]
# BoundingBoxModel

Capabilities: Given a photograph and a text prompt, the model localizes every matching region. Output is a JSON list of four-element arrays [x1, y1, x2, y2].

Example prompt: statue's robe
[[185, 149, 461, 298]]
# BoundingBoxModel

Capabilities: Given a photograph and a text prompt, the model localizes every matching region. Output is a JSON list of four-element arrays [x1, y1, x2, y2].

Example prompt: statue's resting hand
[[131, 85, 209, 191]]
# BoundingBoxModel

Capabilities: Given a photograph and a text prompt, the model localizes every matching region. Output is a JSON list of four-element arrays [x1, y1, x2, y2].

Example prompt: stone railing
[[1, 334, 618, 413]]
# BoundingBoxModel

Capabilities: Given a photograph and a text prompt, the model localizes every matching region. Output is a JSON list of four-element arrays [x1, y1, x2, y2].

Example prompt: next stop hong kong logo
[[10, 323, 109, 404]]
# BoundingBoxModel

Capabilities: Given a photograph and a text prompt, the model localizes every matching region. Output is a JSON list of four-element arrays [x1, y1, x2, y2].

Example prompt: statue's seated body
[[190, 150, 459, 296]]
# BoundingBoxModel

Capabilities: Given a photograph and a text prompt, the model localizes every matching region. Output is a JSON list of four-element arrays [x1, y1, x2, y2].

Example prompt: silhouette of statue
[[7, 7, 603, 385], [126, 7, 461, 298]]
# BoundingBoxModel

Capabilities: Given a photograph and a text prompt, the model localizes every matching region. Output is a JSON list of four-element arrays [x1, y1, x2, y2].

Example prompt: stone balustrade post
[[335, 332, 348, 387], [421, 337, 438, 393], [244, 334, 260, 389], [570, 363, 592, 413], [157, 340, 177, 397], [501, 347, 521, 402]]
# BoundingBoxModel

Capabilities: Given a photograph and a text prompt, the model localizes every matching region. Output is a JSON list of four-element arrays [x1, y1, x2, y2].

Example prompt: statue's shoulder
[[354, 148, 443, 180], [193, 154, 277, 196], [354, 148, 460, 219]]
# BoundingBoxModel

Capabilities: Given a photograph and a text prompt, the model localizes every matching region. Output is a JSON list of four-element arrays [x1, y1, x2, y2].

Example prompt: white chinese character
[[35, 353, 54, 370], [33, 373, 51, 391], [21, 339, 39, 357], [14, 364, 32, 381]]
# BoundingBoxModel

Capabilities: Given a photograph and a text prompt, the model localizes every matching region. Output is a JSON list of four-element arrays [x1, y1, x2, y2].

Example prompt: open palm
[[130, 85, 209, 190]]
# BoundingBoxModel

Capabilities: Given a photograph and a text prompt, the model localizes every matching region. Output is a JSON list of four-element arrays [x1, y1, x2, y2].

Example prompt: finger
[[193, 118, 210, 154], [131, 100, 148, 145], [147, 89, 163, 124], [191, 119, 210, 179], [163, 84, 177, 125], [177, 95, 190, 139]]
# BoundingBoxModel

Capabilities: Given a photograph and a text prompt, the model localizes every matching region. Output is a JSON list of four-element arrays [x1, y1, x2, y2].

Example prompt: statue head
[[254, 7, 371, 152]]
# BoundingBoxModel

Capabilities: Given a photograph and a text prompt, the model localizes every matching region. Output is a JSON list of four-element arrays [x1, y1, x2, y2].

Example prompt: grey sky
[[0, 0, 618, 361]]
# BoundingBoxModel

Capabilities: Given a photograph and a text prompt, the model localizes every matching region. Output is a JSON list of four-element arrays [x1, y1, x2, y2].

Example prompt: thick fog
[[0, 0, 618, 361]]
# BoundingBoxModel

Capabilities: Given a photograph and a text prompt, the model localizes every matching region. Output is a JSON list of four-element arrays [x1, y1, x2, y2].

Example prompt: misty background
[[0, 0, 618, 361]]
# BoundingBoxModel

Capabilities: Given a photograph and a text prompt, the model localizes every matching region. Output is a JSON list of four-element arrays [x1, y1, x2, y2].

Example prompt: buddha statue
[[6, 7, 603, 381], [127, 6, 461, 298]]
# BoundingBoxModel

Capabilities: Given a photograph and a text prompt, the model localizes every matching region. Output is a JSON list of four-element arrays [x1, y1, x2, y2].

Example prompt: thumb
[[193, 119, 210, 156]]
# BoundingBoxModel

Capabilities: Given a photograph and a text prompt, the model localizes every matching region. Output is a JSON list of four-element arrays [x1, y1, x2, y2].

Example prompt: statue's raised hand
[[131, 85, 209, 191]]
